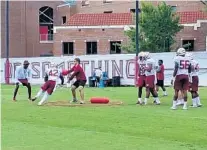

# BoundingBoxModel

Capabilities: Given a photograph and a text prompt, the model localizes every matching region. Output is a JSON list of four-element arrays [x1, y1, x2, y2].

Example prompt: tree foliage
[[123, 2, 183, 53]]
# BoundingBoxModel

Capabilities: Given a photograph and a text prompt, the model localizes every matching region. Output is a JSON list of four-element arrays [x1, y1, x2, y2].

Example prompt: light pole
[[5, 0, 10, 84], [135, 0, 139, 57], [135, 0, 139, 86]]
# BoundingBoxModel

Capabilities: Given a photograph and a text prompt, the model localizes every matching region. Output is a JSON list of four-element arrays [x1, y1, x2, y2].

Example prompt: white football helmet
[[186, 52, 193, 60], [144, 52, 150, 59], [177, 48, 186, 56], [138, 51, 144, 58]]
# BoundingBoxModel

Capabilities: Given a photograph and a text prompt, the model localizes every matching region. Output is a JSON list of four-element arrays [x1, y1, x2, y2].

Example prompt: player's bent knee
[[71, 86, 76, 91], [78, 86, 84, 92]]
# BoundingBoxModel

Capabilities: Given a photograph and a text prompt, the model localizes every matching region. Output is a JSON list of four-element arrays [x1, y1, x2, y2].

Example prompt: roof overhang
[[54, 20, 207, 33]]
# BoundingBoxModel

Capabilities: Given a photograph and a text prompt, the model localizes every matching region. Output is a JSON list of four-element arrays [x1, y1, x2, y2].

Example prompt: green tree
[[123, 2, 183, 53]]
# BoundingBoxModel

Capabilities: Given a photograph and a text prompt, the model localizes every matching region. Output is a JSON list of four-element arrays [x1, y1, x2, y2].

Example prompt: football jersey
[[156, 64, 164, 80], [174, 56, 191, 75], [46, 67, 61, 81], [145, 58, 156, 76], [138, 60, 146, 75], [15, 66, 31, 82], [190, 59, 199, 76]]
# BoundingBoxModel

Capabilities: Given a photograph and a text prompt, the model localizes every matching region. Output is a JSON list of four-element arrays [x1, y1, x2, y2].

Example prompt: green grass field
[[1, 84, 207, 150]]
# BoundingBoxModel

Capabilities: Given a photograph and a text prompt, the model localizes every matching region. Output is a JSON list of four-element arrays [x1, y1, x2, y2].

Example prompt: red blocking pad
[[90, 97, 110, 104]]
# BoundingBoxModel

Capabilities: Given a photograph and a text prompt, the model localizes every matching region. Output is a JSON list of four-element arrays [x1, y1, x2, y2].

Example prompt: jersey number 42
[[49, 70, 58, 76]]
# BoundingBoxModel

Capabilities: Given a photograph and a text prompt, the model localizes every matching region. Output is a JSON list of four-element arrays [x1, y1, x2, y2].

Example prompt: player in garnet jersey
[[64, 58, 87, 104], [156, 60, 167, 96], [171, 48, 191, 110], [143, 52, 160, 105], [186, 53, 202, 107], [136, 51, 146, 104], [32, 63, 60, 105]]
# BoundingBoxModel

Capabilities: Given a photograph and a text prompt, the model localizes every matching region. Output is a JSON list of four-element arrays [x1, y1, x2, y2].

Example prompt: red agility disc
[[90, 97, 110, 104], [62, 70, 68, 76]]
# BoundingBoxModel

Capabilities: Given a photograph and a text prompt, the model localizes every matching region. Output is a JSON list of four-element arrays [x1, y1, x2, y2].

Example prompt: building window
[[171, 6, 177, 12], [86, 42, 97, 55], [62, 16, 66, 24], [39, 6, 53, 42], [63, 42, 74, 55], [182, 40, 194, 51], [130, 9, 135, 13], [110, 41, 121, 54], [103, 0, 112, 3], [82, 0, 90, 6], [104, 11, 113, 13]]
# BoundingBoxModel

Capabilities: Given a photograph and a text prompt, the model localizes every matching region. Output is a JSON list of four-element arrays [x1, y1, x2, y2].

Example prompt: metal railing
[[40, 34, 53, 41]]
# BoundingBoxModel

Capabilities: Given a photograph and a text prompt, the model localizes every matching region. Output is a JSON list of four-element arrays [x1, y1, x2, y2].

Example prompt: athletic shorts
[[137, 75, 146, 87], [174, 75, 189, 91], [18, 79, 28, 86], [41, 80, 56, 95], [145, 75, 155, 88], [73, 80, 87, 88], [156, 80, 164, 87], [189, 76, 199, 92]]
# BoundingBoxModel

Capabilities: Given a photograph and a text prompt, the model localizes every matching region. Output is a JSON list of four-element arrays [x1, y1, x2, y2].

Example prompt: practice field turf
[[1, 84, 207, 150]]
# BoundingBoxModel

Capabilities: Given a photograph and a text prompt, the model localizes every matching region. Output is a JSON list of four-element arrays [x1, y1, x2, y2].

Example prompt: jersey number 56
[[180, 60, 190, 69]]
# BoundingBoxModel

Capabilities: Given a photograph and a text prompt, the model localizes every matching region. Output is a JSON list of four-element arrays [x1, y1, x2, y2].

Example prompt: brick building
[[1, 1, 77, 58], [1, 1, 207, 58]]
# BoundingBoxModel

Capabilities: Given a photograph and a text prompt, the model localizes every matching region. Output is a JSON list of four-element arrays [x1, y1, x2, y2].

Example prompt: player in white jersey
[[143, 52, 160, 105], [186, 53, 202, 107], [136, 51, 146, 104], [13, 60, 32, 101], [32, 63, 60, 105], [171, 48, 191, 110], [172, 52, 185, 106]]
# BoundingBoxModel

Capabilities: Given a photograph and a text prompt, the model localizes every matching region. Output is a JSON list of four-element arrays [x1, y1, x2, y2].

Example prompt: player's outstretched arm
[[69, 71, 79, 81]]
